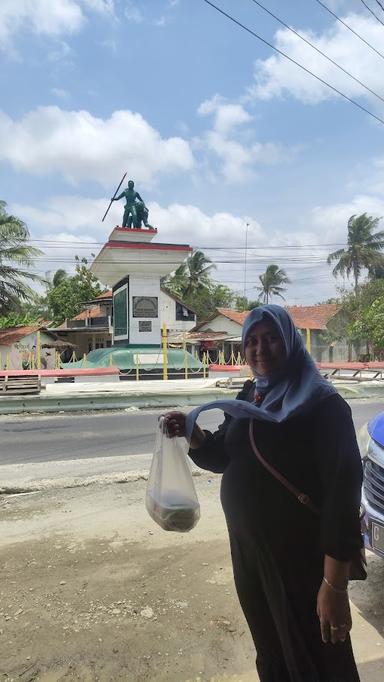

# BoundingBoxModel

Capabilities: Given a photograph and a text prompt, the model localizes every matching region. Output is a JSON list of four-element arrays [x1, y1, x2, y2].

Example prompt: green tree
[[0, 200, 44, 315], [323, 279, 384, 359], [51, 268, 68, 288], [0, 311, 41, 328], [47, 257, 103, 324], [234, 295, 261, 311], [327, 213, 384, 294], [184, 283, 234, 322], [168, 250, 216, 298], [164, 250, 268, 321], [354, 297, 384, 357], [162, 264, 187, 299], [257, 264, 291, 304]]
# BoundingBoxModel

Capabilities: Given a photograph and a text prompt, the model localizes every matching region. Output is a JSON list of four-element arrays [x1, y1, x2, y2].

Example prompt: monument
[[65, 179, 202, 378]]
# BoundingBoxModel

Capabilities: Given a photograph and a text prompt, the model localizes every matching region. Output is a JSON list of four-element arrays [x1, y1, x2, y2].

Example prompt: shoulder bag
[[248, 420, 367, 581]]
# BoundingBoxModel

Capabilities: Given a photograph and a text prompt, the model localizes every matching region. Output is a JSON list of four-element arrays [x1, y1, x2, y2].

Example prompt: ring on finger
[[330, 624, 347, 631]]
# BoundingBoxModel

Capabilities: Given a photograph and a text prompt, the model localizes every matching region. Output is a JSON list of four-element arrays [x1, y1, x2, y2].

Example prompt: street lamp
[[244, 223, 250, 299]]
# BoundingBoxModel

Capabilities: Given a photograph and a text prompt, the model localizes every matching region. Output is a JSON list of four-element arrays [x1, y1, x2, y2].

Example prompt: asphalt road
[[0, 400, 383, 467]]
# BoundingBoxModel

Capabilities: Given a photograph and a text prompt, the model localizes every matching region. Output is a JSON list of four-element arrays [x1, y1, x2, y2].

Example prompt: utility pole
[[244, 223, 250, 299]]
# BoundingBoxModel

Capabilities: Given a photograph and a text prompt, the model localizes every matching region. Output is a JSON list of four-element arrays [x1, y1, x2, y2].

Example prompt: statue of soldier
[[111, 180, 153, 229]]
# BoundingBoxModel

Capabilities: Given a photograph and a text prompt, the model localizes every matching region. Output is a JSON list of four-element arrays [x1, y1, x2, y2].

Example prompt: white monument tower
[[90, 181, 202, 377]]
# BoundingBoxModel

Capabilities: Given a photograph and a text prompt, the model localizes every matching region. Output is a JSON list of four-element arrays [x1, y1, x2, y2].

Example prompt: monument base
[[62, 345, 204, 380]]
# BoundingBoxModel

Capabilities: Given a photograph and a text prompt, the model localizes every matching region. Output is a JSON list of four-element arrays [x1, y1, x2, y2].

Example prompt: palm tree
[[257, 264, 291, 304], [0, 201, 44, 315], [52, 268, 68, 288], [182, 250, 216, 297], [327, 213, 384, 295], [163, 250, 216, 299]]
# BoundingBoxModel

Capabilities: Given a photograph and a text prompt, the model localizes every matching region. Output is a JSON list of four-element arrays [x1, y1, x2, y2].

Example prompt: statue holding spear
[[102, 174, 154, 229]]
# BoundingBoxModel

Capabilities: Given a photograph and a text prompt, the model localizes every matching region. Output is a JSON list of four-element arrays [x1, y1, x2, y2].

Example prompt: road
[[0, 400, 382, 466]]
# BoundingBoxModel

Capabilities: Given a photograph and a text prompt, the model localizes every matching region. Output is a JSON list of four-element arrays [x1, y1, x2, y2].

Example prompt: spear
[[102, 171, 127, 222]]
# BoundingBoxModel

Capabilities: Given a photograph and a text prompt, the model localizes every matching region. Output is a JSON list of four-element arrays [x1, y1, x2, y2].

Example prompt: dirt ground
[[1, 475, 384, 682]]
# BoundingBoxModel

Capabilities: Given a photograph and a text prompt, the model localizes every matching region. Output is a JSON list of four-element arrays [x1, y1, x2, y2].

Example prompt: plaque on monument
[[133, 296, 158, 318]]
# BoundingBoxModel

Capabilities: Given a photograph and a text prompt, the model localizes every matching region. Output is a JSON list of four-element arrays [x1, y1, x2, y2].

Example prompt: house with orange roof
[[191, 304, 354, 362], [0, 325, 76, 370]]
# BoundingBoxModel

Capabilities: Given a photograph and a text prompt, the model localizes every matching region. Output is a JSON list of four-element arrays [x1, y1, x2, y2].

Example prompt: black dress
[[188, 380, 363, 682]]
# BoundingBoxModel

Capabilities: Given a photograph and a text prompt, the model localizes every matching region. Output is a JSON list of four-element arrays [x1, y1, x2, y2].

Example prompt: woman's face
[[244, 318, 286, 377]]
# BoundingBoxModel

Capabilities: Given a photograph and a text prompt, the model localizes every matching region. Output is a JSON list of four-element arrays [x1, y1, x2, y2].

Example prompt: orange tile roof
[[216, 308, 248, 325], [286, 304, 340, 330], [197, 304, 340, 332], [72, 305, 104, 320], [94, 290, 112, 300], [217, 305, 339, 330], [0, 325, 44, 347]]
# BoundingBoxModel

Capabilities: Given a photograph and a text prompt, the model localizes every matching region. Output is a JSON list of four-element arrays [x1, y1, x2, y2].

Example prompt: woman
[[164, 305, 363, 682]]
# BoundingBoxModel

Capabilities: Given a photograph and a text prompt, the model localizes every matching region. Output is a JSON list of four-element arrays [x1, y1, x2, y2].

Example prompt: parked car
[[359, 414, 384, 559]]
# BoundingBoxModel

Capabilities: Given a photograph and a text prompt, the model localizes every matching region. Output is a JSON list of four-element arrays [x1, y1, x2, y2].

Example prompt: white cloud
[[197, 95, 294, 182], [39, 233, 99, 280], [11, 196, 113, 235], [0, 0, 115, 50], [0, 0, 82, 48], [13, 196, 262, 246], [12, 195, 356, 302], [150, 202, 263, 246], [0, 106, 194, 187], [311, 194, 384, 243], [51, 88, 70, 100], [249, 13, 384, 105], [198, 95, 252, 136], [124, 1, 143, 24]]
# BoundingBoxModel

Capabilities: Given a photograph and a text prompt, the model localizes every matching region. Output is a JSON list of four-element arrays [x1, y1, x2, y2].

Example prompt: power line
[[375, 0, 384, 13], [202, 0, 384, 126], [27, 238, 345, 250], [359, 0, 384, 26], [26, 253, 333, 264], [27, 256, 335, 266], [314, 0, 384, 62], [247, 0, 384, 105]]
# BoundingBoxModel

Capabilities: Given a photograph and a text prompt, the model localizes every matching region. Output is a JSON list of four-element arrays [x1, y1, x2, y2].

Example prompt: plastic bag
[[146, 417, 200, 532]]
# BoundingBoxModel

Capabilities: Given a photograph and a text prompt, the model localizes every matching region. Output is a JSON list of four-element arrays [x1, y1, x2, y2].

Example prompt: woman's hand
[[163, 411, 186, 438], [316, 580, 352, 644], [162, 411, 206, 450]]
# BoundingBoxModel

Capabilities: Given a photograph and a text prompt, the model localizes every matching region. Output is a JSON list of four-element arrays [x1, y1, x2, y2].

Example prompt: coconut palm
[[327, 213, 384, 295], [52, 268, 68, 288], [163, 250, 216, 298], [0, 201, 44, 315], [257, 264, 291, 304], [182, 250, 216, 297]]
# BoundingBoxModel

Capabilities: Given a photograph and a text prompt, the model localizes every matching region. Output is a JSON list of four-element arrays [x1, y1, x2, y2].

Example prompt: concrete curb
[[0, 388, 237, 414], [0, 381, 383, 415]]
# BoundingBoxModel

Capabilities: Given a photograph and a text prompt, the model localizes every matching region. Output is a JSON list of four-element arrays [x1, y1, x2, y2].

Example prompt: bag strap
[[248, 419, 320, 515]]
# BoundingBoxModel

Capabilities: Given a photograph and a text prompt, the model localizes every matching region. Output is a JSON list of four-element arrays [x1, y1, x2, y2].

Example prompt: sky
[[1, 0, 384, 305]]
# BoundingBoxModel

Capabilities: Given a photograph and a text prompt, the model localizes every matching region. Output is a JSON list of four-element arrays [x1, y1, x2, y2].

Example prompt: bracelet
[[322, 576, 348, 594]]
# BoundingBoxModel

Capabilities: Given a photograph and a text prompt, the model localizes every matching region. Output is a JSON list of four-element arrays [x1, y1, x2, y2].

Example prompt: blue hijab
[[185, 304, 336, 441]]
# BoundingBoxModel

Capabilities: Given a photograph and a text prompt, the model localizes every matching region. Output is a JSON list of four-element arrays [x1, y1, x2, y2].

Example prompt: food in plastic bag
[[146, 417, 200, 532]]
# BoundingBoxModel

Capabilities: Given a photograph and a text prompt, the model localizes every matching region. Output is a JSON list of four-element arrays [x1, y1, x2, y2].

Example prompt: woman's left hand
[[316, 580, 352, 644]]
